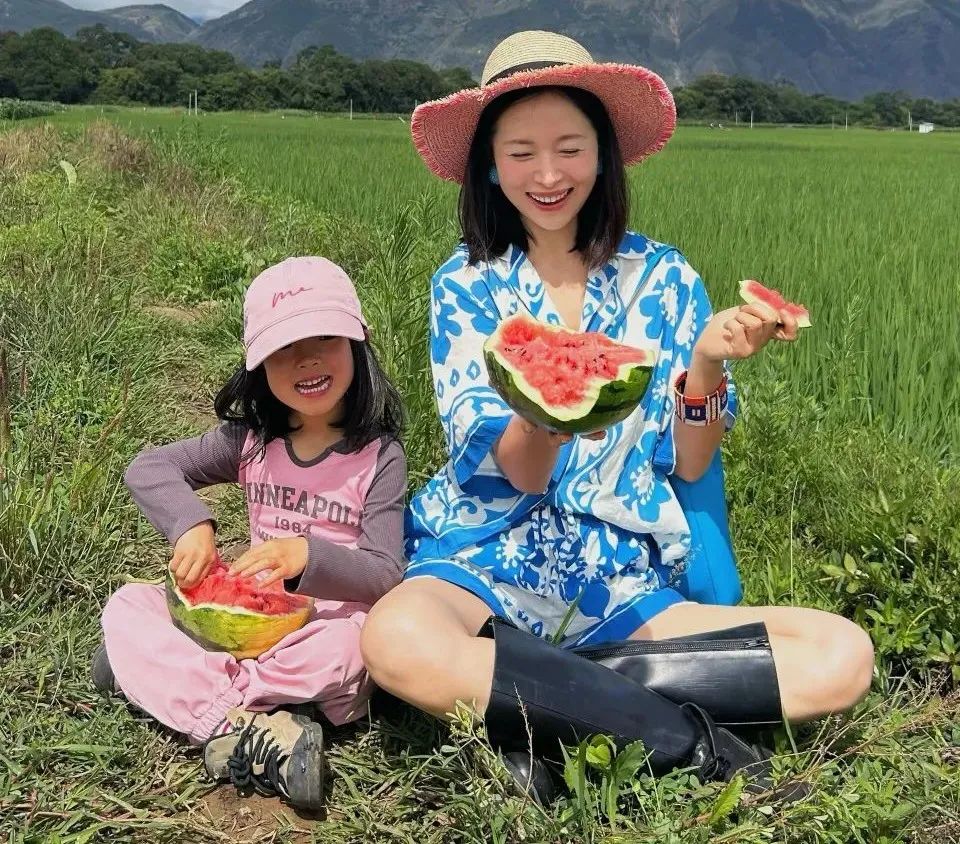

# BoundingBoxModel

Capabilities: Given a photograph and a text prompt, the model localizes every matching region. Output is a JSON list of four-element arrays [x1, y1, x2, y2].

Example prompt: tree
[[673, 85, 705, 119], [861, 91, 911, 127], [92, 66, 148, 104], [351, 59, 445, 112], [135, 59, 184, 105], [909, 98, 938, 123], [290, 45, 355, 111], [937, 99, 960, 127], [438, 66, 476, 95], [75, 25, 139, 70], [0, 28, 95, 102], [0, 31, 17, 98], [252, 66, 299, 110], [4, 26, 956, 124], [132, 43, 238, 77], [196, 69, 294, 111]]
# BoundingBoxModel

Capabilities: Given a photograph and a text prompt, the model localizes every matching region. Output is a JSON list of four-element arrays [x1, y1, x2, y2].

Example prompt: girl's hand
[[170, 522, 218, 588], [694, 303, 799, 362], [229, 537, 309, 587], [518, 418, 607, 444]]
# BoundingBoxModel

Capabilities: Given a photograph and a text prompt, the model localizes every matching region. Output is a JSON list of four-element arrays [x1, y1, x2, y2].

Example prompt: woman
[[361, 30, 874, 796]]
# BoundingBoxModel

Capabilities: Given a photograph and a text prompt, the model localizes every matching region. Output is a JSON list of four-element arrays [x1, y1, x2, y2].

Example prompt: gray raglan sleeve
[[124, 422, 246, 545], [290, 438, 407, 605]]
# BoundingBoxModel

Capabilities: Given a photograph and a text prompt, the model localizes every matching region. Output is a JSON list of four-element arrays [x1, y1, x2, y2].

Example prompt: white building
[[918, 122, 935, 134]]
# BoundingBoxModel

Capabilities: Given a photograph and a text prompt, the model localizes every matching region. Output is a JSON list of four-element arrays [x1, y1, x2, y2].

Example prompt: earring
[[596, 160, 603, 175], [488, 165, 500, 186]]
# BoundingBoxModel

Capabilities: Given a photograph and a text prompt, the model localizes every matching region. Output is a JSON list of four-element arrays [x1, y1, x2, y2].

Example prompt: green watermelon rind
[[165, 574, 312, 660], [484, 347, 654, 435]]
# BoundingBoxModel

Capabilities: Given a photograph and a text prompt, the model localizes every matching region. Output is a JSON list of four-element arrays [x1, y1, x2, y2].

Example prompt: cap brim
[[245, 310, 366, 370], [411, 62, 676, 183]]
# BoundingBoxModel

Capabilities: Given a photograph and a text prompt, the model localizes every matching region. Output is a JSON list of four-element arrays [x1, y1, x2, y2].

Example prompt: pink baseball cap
[[243, 256, 367, 371]]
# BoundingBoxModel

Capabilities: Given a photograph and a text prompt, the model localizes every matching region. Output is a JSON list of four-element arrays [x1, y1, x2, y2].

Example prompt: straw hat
[[411, 30, 676, 183]]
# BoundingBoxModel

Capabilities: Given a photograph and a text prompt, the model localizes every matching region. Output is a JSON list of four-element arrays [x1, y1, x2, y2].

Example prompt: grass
[[1, 114, 958, 842], [0, 98, 64, 121], [46, 106, 960, 461]]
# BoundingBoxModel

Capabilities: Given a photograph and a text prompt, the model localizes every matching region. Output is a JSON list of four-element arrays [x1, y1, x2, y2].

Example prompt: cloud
[[67, 0, 247, 19]]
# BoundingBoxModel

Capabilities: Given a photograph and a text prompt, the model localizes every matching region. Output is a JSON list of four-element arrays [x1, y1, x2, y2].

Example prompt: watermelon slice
[[739, 280, 811, 328], [483, 313, 655, 434], [166, 561, 313, 659]]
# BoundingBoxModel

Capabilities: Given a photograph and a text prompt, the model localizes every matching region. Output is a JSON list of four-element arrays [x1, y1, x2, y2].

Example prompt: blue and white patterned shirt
[[406, 231, 736, 590]]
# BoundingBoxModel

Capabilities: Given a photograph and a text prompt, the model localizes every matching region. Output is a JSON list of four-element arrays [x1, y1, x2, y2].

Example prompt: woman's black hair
[[214, 339, 404, 463], [459, 85, 628, 269]]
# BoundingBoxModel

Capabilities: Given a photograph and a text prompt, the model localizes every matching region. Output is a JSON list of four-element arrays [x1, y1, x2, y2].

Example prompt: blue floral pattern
[[404, 232, 737, 647]]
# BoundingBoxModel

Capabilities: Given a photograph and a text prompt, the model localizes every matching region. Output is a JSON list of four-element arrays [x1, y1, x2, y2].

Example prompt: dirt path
[[188, 788, 316, 841]]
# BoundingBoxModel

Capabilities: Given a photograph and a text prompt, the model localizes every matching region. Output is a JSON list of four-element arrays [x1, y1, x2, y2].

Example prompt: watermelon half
[[483, 313, 656, 435], [166, 562, 313, 660], [739, 279, 811, 328]]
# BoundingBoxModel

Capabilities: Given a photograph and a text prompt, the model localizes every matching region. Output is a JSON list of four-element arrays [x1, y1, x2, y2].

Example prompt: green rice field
[[2, 110, 958, 842], [46, 108, 960, 461]]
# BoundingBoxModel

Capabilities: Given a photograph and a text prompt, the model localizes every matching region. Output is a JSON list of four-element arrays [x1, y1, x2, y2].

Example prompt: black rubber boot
[[479, 617, 769, 783], [573, 622, 783, 727], [502, 751, 557, 805]]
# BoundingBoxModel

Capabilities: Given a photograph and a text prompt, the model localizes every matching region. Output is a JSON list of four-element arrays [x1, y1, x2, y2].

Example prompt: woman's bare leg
[[360, 577, 495, 717], [632, 603, 875, 722]]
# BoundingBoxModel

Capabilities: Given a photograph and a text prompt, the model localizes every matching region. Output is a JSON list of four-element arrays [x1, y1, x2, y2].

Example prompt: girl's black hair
[[459, 85, 628, 270], [214, 339, 404, 463]]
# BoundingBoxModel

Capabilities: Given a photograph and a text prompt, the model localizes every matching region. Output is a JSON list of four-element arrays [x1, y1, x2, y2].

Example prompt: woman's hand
[[517, 418, 607, 444], [492, 416, 607, 494], [694, 302, 799, 363], [170, 522, 218, 588], [229, 537, 309, 587]]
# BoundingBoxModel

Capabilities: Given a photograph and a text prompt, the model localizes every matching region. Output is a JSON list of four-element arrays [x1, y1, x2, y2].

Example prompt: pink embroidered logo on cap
[[271, 287, 312, 309]]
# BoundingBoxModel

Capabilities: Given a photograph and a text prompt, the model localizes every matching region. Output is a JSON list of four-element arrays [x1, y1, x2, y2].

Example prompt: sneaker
[[203, 707, 326, 813], [90, 642, 120, 695]]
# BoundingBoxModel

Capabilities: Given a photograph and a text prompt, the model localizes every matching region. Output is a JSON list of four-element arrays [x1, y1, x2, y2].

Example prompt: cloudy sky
[[69, 0, 247, 19]]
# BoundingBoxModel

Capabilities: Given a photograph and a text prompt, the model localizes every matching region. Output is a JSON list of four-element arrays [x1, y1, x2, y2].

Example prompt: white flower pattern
[[404, 233, 738, 646], [661, 283, 679, 325]]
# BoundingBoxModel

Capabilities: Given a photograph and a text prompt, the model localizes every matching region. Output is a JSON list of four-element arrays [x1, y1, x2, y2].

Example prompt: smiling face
[[262, 335, 354, 426], [491, 90, 600, 243]]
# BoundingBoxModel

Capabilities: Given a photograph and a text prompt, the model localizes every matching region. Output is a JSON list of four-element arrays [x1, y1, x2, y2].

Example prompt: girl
[[360, 31, 874, 800], [94, 256, 406, 813]]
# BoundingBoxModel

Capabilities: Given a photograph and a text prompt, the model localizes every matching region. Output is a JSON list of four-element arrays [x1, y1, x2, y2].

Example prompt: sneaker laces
[[226, 715, 289, 799]]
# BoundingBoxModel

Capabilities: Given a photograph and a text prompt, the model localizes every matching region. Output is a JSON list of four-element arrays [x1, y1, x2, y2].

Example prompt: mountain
[[5, 0, 958, 98], [0, 0, 197, 42], [99, 4, 197, 40], [188, 0, 960, 99]]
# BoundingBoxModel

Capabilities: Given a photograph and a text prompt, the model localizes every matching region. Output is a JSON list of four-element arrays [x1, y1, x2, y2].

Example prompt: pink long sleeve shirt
[[124, 423, 407, 605]]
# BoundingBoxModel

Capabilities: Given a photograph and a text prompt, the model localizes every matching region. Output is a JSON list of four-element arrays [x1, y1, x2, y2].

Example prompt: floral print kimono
[[405, 232, 736, 647]]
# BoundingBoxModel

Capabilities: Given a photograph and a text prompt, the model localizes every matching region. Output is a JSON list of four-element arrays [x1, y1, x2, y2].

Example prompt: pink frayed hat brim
[[411, 62, 676, 183]]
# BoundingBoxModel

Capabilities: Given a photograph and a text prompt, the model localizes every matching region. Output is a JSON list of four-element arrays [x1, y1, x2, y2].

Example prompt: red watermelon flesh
[[780, 302, 811, 323], [166, 561, 313, 659], [495, 315, 652, 407], [739, 280, 811, 328], [179, 563, 309, 616]]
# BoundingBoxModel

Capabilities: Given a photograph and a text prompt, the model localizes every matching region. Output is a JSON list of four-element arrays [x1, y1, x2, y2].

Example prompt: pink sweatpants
[[101, 583, 373, 744]]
